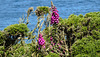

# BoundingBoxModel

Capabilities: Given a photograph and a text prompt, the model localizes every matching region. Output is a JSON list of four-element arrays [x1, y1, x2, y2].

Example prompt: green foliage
[[84, 12, 100, 18], [72, 36, 100, 57], [42, 26, 53, 43], [0, 23, 29, 48], [43, 12, 100, 57], [0, 46, 5, 56], [91, 30, 100, 40], [59, 12, 100, 41], [75, 54, 90, 57], [35, 6, 50, 16], [5, 43, 35, 57], [84, 12, 100, 31], [45, 52, 60, 57], [4, 23, 29, 36], [66, 12, 100, 57], [95, 40, 100, 57], [0, 31, 6, 45]]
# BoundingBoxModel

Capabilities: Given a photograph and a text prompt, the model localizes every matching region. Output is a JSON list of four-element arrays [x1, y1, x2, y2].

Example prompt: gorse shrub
[[0, 31, 6, 45], [72, 36, 98, 57], [0, 23, 29, 49], [59, 12, 100, 57], [4, 23, 29, 36]]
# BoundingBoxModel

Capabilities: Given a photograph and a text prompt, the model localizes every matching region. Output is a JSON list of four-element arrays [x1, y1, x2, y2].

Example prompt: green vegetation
[[58, 12, 100, 57], [4, 23, 29, 36], [0, 23, 29, 56], [72, 36, 100, 57], [45, 52, 60, 57], [35, 6, 50, 16], [0, 1, 100, 57], [0, 31, 6, 45]]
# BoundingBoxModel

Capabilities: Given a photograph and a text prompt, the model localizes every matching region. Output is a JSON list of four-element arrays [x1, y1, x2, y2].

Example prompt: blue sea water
[[0, 0, 100, 43], [0, 0, 100, 30]]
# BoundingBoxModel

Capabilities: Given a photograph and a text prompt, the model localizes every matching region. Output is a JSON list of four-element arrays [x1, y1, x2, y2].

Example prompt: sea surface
[[0, 0, 100, 30]]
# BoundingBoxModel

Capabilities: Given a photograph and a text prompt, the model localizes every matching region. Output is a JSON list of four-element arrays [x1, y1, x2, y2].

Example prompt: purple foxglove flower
[[38, 47, 40, 50], [38, 34, 45, 49], [51, 50, 54, 53], [39, 33, 42, 38], [63, 50, 65, 53], [38, 38, 45, 45], [61, 41, 63, 44], [59, 46, 61, 49], [60, 53, 63, 56], [53, 43, 55, 46], [57, 43, 60, 45], [50, 37, 53, 41], [43, 45, 45, 48], [51, 41, 53, 44], [50, 45, 52, 49], [51, 6, 59, 25]]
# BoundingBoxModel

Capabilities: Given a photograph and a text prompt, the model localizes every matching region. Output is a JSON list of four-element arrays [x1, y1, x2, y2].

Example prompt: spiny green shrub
[[0, 31, 6, 45], [4, 23, 29, 37], [58, 12, 100, 42], [0, 46, 5, 57], [3, 23, 29, 48], [0, 31, 5, 56], [72, 36, 100, 57], [95, 40, 100, 57], [91, 30, 100, 40], [58, 12, 100, 57], [0, 31, 6, 57]]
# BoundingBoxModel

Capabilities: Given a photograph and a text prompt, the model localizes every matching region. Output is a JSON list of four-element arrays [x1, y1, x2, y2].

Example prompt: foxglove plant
[[38, 34, 45, 49], [50, 36, 53, 41], [50, 37, 55, 46], [51, 6, 59, 24]]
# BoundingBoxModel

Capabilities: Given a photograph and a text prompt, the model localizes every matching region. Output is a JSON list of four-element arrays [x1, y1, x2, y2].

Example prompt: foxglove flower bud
[[59, 46, 61, 49], [38, 34, 45, 49], [50, 37, 53, 41], [50, 45, 52, 49]]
